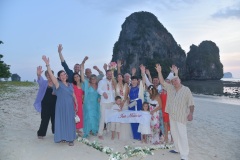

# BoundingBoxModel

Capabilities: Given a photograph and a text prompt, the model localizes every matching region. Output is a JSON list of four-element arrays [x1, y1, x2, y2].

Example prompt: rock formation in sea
[[223, 72, 233, 78], [186, 41, 223, 80], [111, 11, 186, 78], [111, 11, 223, 80]]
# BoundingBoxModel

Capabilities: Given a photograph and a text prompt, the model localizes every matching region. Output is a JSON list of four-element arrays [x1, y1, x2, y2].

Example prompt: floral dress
[[148, 99, 160, 144]]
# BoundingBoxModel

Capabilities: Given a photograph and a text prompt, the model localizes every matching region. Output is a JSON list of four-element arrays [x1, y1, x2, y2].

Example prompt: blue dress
[[82, 80, 100, 137], [53, 81, 76, 143], [129, 86, 142, 140]]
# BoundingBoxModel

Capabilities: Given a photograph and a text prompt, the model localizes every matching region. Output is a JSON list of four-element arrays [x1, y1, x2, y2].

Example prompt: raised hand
[[155, 64, 162, 73], [58, 44, 63, 53], [172, 65, 179, 75], [93, 66, 99, 71], [139, 64, 145, 73], [131, 67, 136, 76], [117, 60, 122, 68], [103, 63, 108, 71], [145, 69, 151, 75], [82, 56, 88, 64], [42, 55, 50, 65], [37, 66, 43, 77]]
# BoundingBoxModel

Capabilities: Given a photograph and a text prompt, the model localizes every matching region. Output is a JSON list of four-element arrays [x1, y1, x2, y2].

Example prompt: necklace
[[118, 83, 124, 96]]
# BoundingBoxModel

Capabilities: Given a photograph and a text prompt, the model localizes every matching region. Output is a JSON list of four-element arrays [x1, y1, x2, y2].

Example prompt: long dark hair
[[72, 73, 81, 85], [117, 73, 125, 85], [148, 85, 158, 100]]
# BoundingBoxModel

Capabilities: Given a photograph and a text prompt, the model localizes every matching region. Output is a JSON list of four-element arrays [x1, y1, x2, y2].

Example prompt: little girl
[[138, 102, 151, 143]]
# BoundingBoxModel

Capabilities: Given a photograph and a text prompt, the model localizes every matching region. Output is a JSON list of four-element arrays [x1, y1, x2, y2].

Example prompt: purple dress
[[53, 81, 76, 142]]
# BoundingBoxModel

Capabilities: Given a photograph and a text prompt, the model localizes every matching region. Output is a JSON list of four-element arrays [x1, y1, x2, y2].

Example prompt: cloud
[[79, 0, 197, 14], [212, 4, 240, 19]]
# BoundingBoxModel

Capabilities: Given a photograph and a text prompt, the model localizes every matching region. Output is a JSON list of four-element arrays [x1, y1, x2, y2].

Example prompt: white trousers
[[170, 118, 189, 160], [98, 102, 113, 136]]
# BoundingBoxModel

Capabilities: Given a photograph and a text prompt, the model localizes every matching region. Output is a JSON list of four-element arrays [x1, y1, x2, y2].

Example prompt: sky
[[0, 0, 240, 81]]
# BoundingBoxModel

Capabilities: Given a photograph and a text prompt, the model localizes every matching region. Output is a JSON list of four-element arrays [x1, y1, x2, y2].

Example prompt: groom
[[97, 69, 115, 139]]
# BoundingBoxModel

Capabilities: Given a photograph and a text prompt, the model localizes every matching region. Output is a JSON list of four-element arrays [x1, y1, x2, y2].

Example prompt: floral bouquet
[[108, 62, 117, 71]]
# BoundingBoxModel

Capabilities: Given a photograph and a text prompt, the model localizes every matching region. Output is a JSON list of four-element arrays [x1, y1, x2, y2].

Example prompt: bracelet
[[46, 64, 50, 67]]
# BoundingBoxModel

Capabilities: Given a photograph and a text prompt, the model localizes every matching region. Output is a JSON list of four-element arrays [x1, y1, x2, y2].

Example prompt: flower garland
[[77, 137, 174, 160]]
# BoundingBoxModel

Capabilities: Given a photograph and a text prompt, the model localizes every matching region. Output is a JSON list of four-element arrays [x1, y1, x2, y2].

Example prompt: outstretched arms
[[155, 64, 165, 86], [37, 66, 43, 80], [42, 55, 59, 88], [58, 44, 65, 62], [117, 60, 122, 74]]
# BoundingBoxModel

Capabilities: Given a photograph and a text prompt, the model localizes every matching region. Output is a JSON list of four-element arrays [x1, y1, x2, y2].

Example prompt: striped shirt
[[164, 82, 194, 124]]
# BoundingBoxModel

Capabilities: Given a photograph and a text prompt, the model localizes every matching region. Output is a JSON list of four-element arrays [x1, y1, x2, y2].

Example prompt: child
[[138, 102, 151, 143], [111, 96, 122, 140]]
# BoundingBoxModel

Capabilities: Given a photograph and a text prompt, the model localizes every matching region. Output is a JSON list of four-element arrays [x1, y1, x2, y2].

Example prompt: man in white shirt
[[97, 69, 115, 140]]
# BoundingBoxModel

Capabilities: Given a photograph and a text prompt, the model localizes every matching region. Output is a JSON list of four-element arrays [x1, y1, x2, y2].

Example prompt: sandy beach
[[0, 84, 240, 160]]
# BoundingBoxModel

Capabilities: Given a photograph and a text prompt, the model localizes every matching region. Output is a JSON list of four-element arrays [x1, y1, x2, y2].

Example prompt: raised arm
[[37, 66, 43, 80], [80, 56, 88, 82], [171, 65, 179, 77], [58, 44, 64, 62], [81, 56, 88, 65], [93, 65, 104, 81], [144, 68, 153, 87], [131, 67, 136, 76], [140, 65, 146, 85], [117, 60, 122, 74], [103, 63, 108, 72], [42, 55, 59, 88], [80, 63, 85, 82], [155, 64, 165, 86], [36, 66, 45, 86], [145, 69, 152, 83], [58, 44, 72, 75]]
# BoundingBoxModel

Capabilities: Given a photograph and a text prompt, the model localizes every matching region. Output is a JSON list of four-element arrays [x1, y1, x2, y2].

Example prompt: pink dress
[[73, 85, 84, 129]]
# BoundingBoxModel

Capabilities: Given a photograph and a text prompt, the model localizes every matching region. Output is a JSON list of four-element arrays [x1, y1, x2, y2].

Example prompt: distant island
[[223, 72, 233, 78]]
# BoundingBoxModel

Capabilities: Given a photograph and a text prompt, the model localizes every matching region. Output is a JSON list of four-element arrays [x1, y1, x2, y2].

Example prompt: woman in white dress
[[115, 73, 132, 141]]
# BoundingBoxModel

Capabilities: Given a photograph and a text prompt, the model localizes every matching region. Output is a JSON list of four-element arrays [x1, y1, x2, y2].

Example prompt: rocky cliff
[[186, 41, 223, 80], [111, 11, 186, 78], [111, 11, 223, 80]]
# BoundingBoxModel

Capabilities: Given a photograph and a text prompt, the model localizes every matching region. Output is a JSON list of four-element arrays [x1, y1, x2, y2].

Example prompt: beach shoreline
[[0, 84, 240, 160]]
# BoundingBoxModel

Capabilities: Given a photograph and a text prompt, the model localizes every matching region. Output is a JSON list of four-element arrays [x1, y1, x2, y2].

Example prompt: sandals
[[77, 130, 83, 137], [68, 141, 74, 146]]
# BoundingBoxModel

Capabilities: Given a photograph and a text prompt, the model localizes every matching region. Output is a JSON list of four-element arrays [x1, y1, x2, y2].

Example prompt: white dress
[[115, 83, 133, 141], [137, 111, 151, 134], [148, 99, 160, 144]]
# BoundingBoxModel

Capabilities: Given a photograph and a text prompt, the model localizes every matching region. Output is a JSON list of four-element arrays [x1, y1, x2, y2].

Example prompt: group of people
[[34, 44, 195, 160]]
